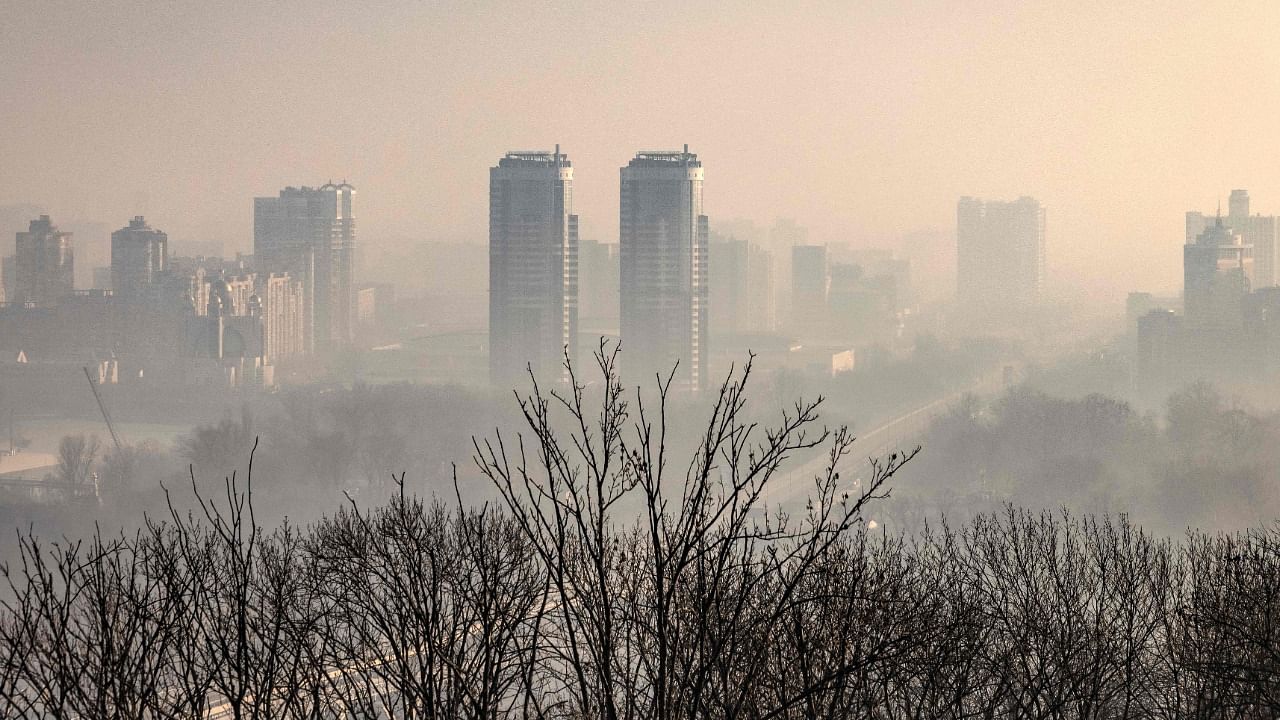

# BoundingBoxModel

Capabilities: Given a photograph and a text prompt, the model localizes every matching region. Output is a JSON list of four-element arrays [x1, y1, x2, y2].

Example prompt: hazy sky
[[4, 0, 1280, 296]]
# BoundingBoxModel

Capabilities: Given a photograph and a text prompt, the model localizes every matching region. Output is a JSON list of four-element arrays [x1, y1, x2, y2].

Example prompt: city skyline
[[6, 2, 1280, 298]]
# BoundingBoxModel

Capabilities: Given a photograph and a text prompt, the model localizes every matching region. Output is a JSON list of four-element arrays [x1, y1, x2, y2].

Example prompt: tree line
[[900, 381, 1280, 533], [2, 347, 1278, 718]]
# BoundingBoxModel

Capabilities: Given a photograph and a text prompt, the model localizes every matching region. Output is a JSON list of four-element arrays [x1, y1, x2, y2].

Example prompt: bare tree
[[475, 342, 916, 719], [56, 433, 100, 486]]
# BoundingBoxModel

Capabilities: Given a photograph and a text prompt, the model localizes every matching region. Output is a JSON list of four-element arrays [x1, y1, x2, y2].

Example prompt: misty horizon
[[7, 1, 1280, 299]]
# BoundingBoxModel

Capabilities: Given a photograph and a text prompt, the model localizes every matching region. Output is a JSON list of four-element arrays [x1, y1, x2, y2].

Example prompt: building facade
[[488, 148, 579, 387], [619, 146, 708, 391], [14, 216, 74, 307], [253, 183, 356, 352], [956, 196, 1046, 312], [110, 216, 168, 302]]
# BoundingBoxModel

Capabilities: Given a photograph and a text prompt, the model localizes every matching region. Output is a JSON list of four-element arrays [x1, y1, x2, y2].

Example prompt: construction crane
[[83, 366, 123, 452]]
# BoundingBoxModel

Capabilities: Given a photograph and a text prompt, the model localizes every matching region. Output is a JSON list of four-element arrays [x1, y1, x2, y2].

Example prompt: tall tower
[[111, 216, 168, 302], [14, 215, 74, 307], [488, 147, 578, 387], [619, 146, 708, 392], [253, 183, 356, 352]]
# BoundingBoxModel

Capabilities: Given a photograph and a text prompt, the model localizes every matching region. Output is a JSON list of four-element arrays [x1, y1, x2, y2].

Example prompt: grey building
[[578, 239, 619, 335], [711, 236, 776, 337], [791, 244, 829, 333], [111, 216, 168, 302], [956, 196, 1046, 312], [619, 146, 708, 392], [253, 183, 356, 353], [14, 215, 74, 307], [1184, 215, 1252, 332], [488, 148, 578, 387], [1187, 190, 1279, 288]]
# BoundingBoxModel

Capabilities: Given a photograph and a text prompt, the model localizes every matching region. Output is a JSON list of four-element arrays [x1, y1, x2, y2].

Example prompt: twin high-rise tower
[[488, 148, 579, 387], [619, 147, 708, 392], [488, 146, 708, 392]]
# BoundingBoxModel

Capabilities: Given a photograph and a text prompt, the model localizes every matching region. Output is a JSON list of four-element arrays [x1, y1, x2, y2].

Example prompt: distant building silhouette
[[791, 244, 828, 334], [956, 196, 1045, 312], [488, 148, 578, 387], [1186, 190, 1279, 288], [253, 183, 356, 353], [14, 215, 74, 307], [1184, 215, 1252, 332], [1136, 200, 1271, 397], [711, 237, 775, 337], [619, 146, 708, 392], [578, 239, 619, 335], [110, 216, 168, 302]]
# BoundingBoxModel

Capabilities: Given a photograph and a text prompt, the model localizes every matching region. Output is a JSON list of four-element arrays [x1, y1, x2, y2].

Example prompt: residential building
[[14, 216, 73, 307], [578, 239, 619, 334], [711, 236, 775, 337], [110, 216, 168, 302], [956, 196, 1046, 312], [619, 146, 708, 391], [791, 244, 828, 333], [254, 183, 356, 352], [488, 148, 578, 386]]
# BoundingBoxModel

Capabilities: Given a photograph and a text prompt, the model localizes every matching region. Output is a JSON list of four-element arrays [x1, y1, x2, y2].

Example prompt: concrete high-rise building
[[791, 244, 828, 332], [578, 239, 619, 334], [711, 237, 776, 336], [747, 242, 777, 332], [253, 182, 356, 352], [711, 237, 749, 337], [1188, 191, 1279, 289], [956, 196, 1046, 312], [488, 148, 579, 386], [111, 216, 168, 302], [14, 215, 74, 307], [1184, 215, 1252, 331], [619, 146, 708, 392]]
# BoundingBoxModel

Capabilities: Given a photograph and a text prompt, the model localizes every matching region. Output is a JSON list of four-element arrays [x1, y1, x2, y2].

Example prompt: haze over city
[[5, 2, 1280, 717], [6, 1, 1280, 296]]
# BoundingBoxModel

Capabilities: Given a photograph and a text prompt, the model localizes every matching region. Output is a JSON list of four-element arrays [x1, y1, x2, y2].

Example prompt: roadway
[[767, 365, 1011, 512]]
